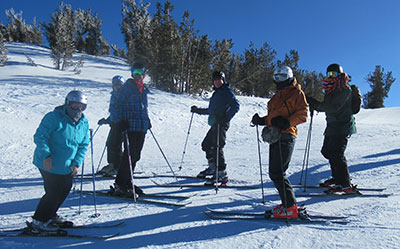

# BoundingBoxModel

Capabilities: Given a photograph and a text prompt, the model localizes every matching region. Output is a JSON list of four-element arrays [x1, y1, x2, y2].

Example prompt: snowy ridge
[[0, 42, 399, 249]]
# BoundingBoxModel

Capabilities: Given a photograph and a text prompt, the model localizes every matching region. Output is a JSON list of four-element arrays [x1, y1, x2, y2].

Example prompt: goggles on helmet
[[132, 69, 145, 76], [273, 73, 290, 82], [327, 71, 339, 78]]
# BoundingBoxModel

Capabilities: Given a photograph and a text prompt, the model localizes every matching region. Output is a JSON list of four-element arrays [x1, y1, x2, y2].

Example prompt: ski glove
[[306, 96, 321, 112], [271, 116, 290, 130], [97, 118, 110, 126], [191, 105, 200, 113], [251, 113, 265, 126]]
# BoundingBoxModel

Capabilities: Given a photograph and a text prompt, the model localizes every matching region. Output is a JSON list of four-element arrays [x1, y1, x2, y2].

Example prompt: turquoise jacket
[[33, 105, 90, 175]]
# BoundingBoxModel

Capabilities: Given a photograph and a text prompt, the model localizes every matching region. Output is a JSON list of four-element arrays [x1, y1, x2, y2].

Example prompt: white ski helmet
[[65, 90, 87, 111], [273, 65, 293, 82]]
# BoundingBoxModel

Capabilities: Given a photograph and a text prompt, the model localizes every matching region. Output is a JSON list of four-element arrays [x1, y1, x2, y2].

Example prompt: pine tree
[[75, 9, 110, 56], [364, 65, 395, 108], [235, 42, 276, 97], [0, 32, 8, 66], [212, 39, 233, 72], [4, 9, 42, 44], [43, 3, 76, 70]]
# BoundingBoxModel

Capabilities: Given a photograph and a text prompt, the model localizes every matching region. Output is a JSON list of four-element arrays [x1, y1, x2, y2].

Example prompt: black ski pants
[[115, 131, 146, 189], [33, 169, 72, 222], [269, 133, 297, 208], [201, 122, 229, 171], [106, 122, 123, 169], [321, 134, 351, 186]]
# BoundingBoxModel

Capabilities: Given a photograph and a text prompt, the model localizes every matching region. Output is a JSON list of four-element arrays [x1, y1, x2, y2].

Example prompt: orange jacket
[[265, 79, 308, 137]]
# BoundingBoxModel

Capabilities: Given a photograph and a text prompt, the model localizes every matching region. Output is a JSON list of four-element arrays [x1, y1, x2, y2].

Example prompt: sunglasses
[[132, 69, 145, 76], [327, 71, 339, 78]]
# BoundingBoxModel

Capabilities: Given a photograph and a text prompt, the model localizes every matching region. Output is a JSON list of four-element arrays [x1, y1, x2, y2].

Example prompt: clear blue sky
[[1, 0, 400, 107]]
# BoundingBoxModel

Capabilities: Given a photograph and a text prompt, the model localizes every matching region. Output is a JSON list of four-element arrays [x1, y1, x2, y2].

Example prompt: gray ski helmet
[[65, 90, 87, 111], [326, 63, 343, 74], [261, 126, 281, 144], [112, 75, 125, 87], [212, 70, 225, 81]]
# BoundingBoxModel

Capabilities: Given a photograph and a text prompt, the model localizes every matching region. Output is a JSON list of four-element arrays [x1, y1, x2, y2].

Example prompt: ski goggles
[[273, 73, 289, 82], [132, 68, 145, 76], [69, 101, 87, 111], [326, 71, 339, 78]]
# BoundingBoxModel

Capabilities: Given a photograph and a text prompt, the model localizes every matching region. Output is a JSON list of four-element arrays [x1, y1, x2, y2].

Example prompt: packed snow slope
[[0, 43, 399, 249]]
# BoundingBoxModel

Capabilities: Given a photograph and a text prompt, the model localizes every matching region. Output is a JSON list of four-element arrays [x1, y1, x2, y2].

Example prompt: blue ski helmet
[[112, 75, 125, 87]]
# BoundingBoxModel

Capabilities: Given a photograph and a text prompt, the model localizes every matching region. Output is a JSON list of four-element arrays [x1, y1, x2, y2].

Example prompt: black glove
[[251, 113, 265, 126], [97, 118, 109, 126], [215, 113, 227, 124], [306, 96, 320, 112], [191, 105, 200, 113], [271, 116, 290, 130], [118, 120, 129, 131]]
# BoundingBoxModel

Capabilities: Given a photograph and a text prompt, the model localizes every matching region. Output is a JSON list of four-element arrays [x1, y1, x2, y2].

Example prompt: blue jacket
[[109, 90, 120, 123], [114, 79, 151, 132], [197, 83, 240, 126], [33, 105, 90, 175]]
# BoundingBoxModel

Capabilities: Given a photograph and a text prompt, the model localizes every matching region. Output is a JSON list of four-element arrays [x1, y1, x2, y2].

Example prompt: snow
[[0, 42, 399, 249]]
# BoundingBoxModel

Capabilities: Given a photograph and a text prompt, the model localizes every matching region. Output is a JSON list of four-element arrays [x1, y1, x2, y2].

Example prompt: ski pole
[[179, 112, 194, 170], [95, 128, 111, 173], [149, 129, 181, 188], [299, 109, 313, 187], [78, 160, 85, 215], [89, 129, 100, 217], [256, 125, 265, 204], [302, 110, 314, 192], [215, 123, 220, 193], [92, 124, 101, 138], [124, 131, 137, 202], [95, 142, 107, 173]]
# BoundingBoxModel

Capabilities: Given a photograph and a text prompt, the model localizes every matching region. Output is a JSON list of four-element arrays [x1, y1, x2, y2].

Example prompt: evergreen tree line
[[0, 1, 395, 108]]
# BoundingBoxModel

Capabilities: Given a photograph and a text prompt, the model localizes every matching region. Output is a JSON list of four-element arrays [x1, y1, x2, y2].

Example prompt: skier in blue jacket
[[31, 90, 89, 232], [97, 75, 125, 176], [191, 71, 240, 184]]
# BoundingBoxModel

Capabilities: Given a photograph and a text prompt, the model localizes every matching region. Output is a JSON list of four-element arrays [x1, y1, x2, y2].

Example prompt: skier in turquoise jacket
[[30, 90, 89, 232]]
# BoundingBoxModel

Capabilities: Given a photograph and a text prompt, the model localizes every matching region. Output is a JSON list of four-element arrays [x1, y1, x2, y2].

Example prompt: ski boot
[[264, 204, 299, 219], [50, 214, 74, 228], [204, 170, 229, 186], [319, 177, 336, 187], [98, 164, 118, 176], [27, 219, 60, 233], [197, 162, 216, 178], [324, 184, 359, 195]]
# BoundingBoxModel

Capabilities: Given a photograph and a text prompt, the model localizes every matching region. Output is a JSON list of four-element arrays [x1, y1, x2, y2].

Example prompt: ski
[[1, 220, 124, 233], [204, 211, 349, 224], [152, 172, 202, 179], [77, 190, 191, 207], [292, 185, 386, 192], [206, 207, 348, 220], [295, 192, 392, 198], [0, 229, 119, 240], [151, 180, 259, 189]]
